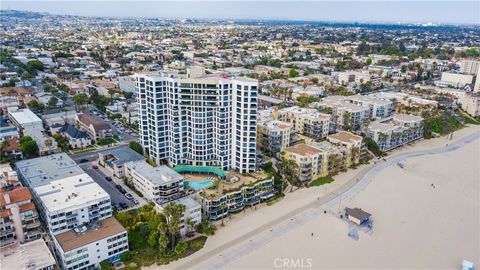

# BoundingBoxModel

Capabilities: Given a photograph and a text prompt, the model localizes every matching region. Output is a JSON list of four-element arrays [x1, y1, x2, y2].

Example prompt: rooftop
[[126, 160, 184, 185], [16, 153, 84, 188], [0, 187, 32, 207], [0, 239, 56, 270], [8, 108, 42, 125], [328, 131, 363, 144], [345, 207, 371, 221], [77, 113, 110, 130], [99, 147, 144, 165], [283, 143, 322, 156], [34, 173, 109, 213], [54, 217, 126, 253]]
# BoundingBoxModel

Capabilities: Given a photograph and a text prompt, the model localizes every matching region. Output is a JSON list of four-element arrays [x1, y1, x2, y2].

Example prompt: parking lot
[[73, 154, 139, 211], [88, 106, 139, 142]]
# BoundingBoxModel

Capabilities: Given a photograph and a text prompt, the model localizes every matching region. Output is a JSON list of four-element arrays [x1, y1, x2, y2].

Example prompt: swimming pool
[[185, 180, 213, 190]]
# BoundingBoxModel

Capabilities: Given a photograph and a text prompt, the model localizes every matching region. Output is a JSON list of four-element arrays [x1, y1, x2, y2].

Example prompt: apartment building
[[273, 106, 331, 139], [438, 72, 474, 88], [15, 153, 128, 269], [124, 160, 184, 203], [0, 187, 42, 247], [7, 108, 59, 155], [155, 196, 201, 236], [459, 92, 480, 117], [257, 120, 295, 154], [98, 147, 144, 177], [75, 113, 112, 143], [53, 217, 128, 270], [200, 177, 274, 221], [327, 131, 363, 168], [459, 60, 480, 75], [136, 71, 258, 173], [1, 239, 56, 270], [367, 114, 424, 152], [316, 95, 393, 130]]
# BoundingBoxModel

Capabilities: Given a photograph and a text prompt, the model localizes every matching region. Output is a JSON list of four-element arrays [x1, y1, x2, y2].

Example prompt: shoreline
[[152, 125, 480, 270]]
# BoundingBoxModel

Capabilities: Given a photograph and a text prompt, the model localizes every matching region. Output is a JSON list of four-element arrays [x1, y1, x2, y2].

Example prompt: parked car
[[79, 158, 89, 163], [105, 176, 112, 181], [124, 193, 133, 200], [92, 164, 98, 169], [119, 202, 128, 209]]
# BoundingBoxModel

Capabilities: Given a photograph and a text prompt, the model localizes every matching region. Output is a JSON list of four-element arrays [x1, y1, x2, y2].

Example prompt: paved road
[[171, 131, 480, 270], [69, 144, 129, 162]]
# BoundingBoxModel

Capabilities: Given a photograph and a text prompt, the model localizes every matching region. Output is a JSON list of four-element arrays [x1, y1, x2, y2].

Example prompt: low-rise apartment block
[[124, 160, 185, 203], [459, 92, 480, 117], [98, 147, 144, 177], [53, 217, 128, 270], [367, 114, 424, 152], [1, 239, 56, 270], [0, 187, 42, 247], [75, 113, 112, 143], [257, 120, 295, 154], [155, 196, 201, 236], [273, 106, 331, 139]]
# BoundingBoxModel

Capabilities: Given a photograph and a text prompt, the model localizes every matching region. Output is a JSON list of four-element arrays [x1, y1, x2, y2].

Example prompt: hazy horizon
[[2, 1, 480, 25]]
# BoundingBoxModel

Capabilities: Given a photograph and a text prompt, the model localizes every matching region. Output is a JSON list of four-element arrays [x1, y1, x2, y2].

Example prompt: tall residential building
[[257, 120, 295, 154], [273, 106, 331, 139], [136, 72, 258, 173], [459, 60, 480, 75]]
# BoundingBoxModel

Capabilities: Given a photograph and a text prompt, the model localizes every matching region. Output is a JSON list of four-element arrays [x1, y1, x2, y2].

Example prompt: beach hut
[[345, 207, 371, 225]]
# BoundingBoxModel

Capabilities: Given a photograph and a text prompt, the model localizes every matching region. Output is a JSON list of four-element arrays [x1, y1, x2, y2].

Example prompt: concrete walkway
[[168, 130, 480, 270]]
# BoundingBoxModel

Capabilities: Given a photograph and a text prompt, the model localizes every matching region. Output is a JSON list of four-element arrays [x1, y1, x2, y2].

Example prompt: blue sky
[[2, 1, 479, 24]]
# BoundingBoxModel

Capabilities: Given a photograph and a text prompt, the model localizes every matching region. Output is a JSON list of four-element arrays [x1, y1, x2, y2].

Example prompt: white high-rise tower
[[135, 71, 258, 173]]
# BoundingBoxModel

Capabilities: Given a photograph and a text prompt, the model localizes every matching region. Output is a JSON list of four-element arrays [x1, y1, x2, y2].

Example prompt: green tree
[[401, 65, 408, 73], [72, 93, 89, 111], [128, 141, 143, 155], [27, 100, 43, 112], [99, 260, 113, 270], [47, 96, 58, 109], [53, 133, 70, 151], [26, 60, 44, 73], [366, 58, 372, 65], [19, 136, 38, 158], [162, 202, 186, 250], [289, 68, 299, 78]]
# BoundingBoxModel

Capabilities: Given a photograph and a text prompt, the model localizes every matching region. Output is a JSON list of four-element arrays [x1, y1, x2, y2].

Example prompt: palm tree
[[162, 202, 186, 250], [185, 217, 195, 237], [220, 203, 227, 226], [351, 146, 360, 164], [1, 140, 10, 157], [45, 139, 53, 153]]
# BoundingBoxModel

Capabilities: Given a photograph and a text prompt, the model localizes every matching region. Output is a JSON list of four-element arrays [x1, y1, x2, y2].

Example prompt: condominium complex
[[273, 106, 331, 139], [459, 60, 480, 75], [155, 196, 201, 236], [281, 132, 362, 182], [367, 114, 424, 152], [53, 217, 128, 270], [136, 71, 258, 173], [124, 160, 185, 203], [200, 177, 275, 220], [459, 92, 480, 117], [315, 95, 394, 130], [0, 186, 42, 247], [257, 120, 295, 154], [15, 154, 128, 269], [1, 239, 56, 270]]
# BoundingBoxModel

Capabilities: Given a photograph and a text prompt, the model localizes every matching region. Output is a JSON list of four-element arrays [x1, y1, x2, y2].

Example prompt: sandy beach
[[156, 125, 480, 270]]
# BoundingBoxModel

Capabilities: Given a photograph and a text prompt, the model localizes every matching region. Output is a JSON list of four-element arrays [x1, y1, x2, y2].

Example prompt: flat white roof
[[9, 108, 42, 125], [0, 239, 56, 270], [34, 173, 109, 213], [126, 160, 183, 186]]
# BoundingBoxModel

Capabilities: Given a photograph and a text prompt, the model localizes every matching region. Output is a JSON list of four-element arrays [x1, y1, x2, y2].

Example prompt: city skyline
[[2, 1, 480, 25]]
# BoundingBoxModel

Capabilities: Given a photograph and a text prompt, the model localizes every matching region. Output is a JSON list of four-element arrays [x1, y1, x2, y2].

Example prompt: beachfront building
[[257, 120, 295, 155], [0, 239, 56, 270], [281, 138, 360, 182], [367, 114, 424, 152], [15, 153, 128, 269], [459, 92, 480, 117], [155, 196, 201, 236], [136, 71, 258, 173], [345, 207, 371, 225], [200, 177, 275, 221], [273, 106, 331, 139], [124, 160, 184, 203], [53, 217, 128, 270], [315, 95, 393, 131], [98, 147, 144, 177], [0, 186, 42, 247], [327, 131, 364, 168]]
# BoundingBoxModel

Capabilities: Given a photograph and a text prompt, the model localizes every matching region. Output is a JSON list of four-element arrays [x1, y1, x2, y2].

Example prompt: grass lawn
[[458, 109, 480, 125], [310, 176, 335, 186], [70, 145, 96, 154]]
